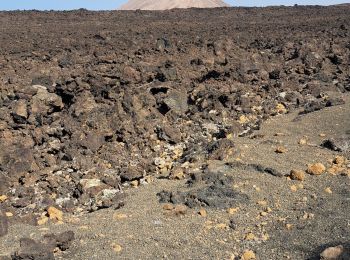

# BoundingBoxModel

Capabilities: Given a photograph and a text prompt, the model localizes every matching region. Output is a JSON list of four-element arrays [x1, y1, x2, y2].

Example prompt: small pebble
[[298, 137, 308, 145], [276, 103, 287, 114], [130, 180, 139, 187], [216, 223, 228, 229], [112, 243, 122, 253], [275, 146, 287, 153], [241, 250, 256, 260], [333, 156, 346, 165], [238, 115, 249, 124], [174, 204, 187, 215], [113, 213, 128, 220], [257, 200, 267, 206], [199, 208, 207, 217], [274, 132, 286, 136], [244, 233, 256, 241], [286, 224, 293, 230], [325, 187, 332, 194], [163, 204, 174, 211], [227, 207, 239, 215], [5, 212, 13, 217]]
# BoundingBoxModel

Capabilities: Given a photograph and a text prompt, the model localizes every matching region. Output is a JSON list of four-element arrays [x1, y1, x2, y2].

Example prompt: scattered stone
[[307, 163, 326, 175], [162, 203, 174, 211], [346, 169, 350, 177], [113, 213, 128, 220], [47, 206, 63, 222], [199, 208, 207, 217], [320, 245, 344, 260], [227, 207, 239, 215], [275, 146, 287, 153], [0, 195, 8, 202], [79, 178, 103, 192], [290, 185, 298, 192], [238, 115, 249, 124], [112, 243, 122, 253], [274, 132, 286, 136], [12, 100, 28, 121], [163, 90, 188, 114], [334, 156, 346, 165], [241, 250, 256, 260], [37, 216, 49, 226], [302, 212, 315, 219], [31, 87, 64, 114], [253, 185, 261, 192], [174, 204, 187, 215], [285, 224, 293, 230], [120, 166, 144, 181], [299, 137, 308, 145], [244, 233, 256, 241], [216, 223, 228, 229], [257, 200, 267, 206], [325, 187, 333, 194], [328, 165, 345, 175], [276, 103, 287, 114], [130, 180, 139, 187], [260, 211, 268, 217], [169, 166, 185, 180], [289, 169, 305, 181]]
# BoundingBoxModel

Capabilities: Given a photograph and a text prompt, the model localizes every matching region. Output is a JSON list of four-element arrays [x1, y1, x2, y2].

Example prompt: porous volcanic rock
[[0, 6, 349, 217]]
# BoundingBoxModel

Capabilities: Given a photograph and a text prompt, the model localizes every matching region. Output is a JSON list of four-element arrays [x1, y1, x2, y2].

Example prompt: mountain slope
[[119, 0, 230, 10]]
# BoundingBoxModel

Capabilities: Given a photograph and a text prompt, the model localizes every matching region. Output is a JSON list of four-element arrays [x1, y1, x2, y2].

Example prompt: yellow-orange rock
[[307, 163, 326, 175], [241, 250, 256, 260], [333, 156, 346, 165], [47, 206, 63, 222], [275, 146, 287, 153], [199, 208, 207, 217]]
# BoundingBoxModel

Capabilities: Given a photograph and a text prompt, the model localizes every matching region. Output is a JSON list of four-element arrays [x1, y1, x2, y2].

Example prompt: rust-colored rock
[[290, 170, 306, 181]]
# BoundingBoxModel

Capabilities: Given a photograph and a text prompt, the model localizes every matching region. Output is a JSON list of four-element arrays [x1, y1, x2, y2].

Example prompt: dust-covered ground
[[0, 5, 349, 260]]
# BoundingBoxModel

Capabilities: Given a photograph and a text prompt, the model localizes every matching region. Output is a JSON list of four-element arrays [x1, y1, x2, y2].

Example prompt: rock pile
[[0, 6, 349, 220]]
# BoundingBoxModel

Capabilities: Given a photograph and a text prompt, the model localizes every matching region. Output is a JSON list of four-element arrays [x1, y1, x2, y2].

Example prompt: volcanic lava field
[[0, 5, 350, 260]]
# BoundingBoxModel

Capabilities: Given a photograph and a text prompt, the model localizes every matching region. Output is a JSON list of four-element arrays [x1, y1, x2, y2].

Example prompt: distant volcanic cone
[[119, 0, 230, 10]]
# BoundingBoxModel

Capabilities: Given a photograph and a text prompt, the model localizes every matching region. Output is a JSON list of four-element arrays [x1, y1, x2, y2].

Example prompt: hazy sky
[[0, 0, 348, 10]]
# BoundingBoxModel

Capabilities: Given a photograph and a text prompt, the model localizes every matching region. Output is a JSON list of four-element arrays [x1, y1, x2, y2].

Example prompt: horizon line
[[0, 3, 348, 11]]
